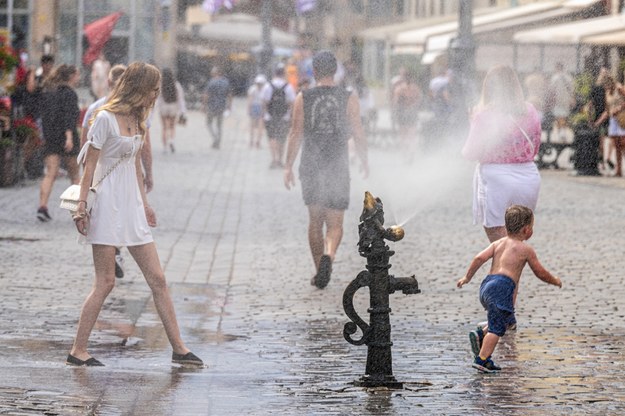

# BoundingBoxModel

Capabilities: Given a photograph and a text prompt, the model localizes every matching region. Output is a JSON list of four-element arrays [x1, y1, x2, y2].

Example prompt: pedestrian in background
[[594, 74, 625, 177], [247, 74, 266, 148], [457, 205, 562, 373], [69, 62, 203, 367], [23, 54, 55, 179], [393, 70, 421, 157], [284, 50, 369, 289], [90, 52, 110, 100], [157, 68, 187, 154], [36, 64, 81, 222], [549, 62, 575, 143], [263, 64, 296, 168], [462, 65, 542, 244], [523, 67, 547, 124], [389, 66, 406, 133], [426, 66, 451, 144], [35, 54, 55, 89], [203, 66, 231, 149], [589, 68, 611, 173]]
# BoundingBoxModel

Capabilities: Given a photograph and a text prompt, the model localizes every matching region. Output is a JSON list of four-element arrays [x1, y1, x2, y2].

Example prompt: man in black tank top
[[284, 51, 369, 289]]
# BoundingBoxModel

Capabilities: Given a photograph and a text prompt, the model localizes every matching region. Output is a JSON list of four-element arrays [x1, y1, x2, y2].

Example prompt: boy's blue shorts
[[479, 274, 516, 337]]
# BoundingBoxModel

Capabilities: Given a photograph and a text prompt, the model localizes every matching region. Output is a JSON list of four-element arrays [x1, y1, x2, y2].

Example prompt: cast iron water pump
[[343, 191, 420, 388]]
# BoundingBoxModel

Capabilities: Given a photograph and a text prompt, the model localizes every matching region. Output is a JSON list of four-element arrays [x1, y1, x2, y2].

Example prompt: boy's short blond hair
[[505, 205, 533, 234]]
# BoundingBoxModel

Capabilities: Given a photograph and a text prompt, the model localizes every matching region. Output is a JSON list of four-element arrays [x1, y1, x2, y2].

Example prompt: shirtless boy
[[457, 205, 562, 373]]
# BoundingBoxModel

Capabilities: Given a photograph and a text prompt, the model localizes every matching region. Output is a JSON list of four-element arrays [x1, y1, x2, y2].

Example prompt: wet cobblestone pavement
[[1, 99, 625, 415]]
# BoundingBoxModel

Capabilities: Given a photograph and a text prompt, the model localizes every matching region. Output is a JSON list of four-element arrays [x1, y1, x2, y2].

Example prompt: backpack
[[267, 82, 288, 119]]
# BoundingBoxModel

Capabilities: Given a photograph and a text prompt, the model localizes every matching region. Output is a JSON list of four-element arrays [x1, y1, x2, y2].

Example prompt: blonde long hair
[[95, 62, 160, 134], [479, 65, 527, 117]]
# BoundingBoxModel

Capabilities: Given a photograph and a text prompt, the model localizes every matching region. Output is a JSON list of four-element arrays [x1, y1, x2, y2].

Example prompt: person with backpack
[[283, 51, 369, 289], [262, 64, 296, 168]]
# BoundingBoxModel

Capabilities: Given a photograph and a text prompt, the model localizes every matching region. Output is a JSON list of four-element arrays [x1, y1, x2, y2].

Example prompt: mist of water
[[361, 129, 476, 229]]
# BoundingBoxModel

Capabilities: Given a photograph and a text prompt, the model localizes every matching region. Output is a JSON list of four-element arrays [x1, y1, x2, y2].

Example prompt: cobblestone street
[[1, 98, 625, 415]]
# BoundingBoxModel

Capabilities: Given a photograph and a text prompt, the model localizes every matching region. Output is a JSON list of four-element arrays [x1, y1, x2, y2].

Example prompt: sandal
[[66, 354, 104, 367], [316, 255, 332, 289]]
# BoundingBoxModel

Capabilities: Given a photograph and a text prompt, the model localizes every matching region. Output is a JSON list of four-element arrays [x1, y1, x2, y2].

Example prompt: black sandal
[[172, 351, 204, 366], [316, 255, 332, 289], [66, 354, 104, 367]]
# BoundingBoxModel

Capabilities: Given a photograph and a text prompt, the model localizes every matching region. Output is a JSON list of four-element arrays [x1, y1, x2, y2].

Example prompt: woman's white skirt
[[473, 162, 541, 228]]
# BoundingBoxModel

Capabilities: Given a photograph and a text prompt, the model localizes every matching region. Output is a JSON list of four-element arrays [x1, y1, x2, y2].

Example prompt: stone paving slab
[[1, 98, 625, 414]]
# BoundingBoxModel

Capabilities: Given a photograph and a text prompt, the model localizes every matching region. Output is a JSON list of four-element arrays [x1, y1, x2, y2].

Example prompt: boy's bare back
[[487, 237, 534, 286], [457, 234, 561, 289]]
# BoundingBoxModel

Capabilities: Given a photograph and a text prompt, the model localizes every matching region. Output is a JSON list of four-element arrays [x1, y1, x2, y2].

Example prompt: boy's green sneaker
[[472, 356, 501, 373], [469, 327, 484, 357]]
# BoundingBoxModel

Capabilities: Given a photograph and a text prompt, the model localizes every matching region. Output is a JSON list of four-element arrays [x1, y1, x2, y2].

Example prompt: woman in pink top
[[462, 65, 542, 243]]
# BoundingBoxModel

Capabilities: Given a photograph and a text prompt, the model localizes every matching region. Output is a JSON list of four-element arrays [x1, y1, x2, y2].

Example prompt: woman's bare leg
[[615, 136, 625, 177], [167, 116, 176, 141], [324, 208, 345, 262], [70, 244, 117, 360], [39, 154, 60, 207], [307, 205, 325, 270], [64, 154, 80, 185], [127, 242, 190, 355], [160, 115, 168, 148]]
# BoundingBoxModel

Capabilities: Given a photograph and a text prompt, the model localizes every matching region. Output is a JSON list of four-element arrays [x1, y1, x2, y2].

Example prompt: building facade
[[0, 0, 177, 71]]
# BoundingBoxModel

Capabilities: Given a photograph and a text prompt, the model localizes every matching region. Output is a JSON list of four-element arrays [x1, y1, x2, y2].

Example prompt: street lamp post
[[448, 0, 475, 132], [260, 0, 273, 78]]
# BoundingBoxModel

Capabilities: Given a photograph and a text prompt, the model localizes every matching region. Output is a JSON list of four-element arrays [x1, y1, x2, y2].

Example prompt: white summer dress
[[77, 110, 153, 246]]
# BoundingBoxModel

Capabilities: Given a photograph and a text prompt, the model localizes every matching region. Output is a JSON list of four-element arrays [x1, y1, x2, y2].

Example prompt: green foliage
[[574, 72, 593, 102], [0, 137, 13, 149], [570, 110, 589, 128]]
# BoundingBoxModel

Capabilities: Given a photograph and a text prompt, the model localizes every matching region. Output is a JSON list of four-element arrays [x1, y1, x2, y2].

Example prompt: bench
[[535, 129, 574, 169]]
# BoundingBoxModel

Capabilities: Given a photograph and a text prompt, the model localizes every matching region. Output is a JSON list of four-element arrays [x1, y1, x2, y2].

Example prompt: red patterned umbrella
[[82, 11, 122, 66]]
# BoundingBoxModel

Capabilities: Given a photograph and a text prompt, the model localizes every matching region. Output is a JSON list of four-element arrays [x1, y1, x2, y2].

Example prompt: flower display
[[0, 36, 18, 73], [12, 116, 40, 145]]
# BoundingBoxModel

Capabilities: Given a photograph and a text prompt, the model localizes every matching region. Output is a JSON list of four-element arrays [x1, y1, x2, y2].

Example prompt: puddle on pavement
[[0, 236, 40, 242], [0, 386, 98, 415], [461, 326, 625, 412]]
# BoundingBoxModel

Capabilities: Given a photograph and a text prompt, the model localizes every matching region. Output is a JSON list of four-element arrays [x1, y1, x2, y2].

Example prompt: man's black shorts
[[300, 169, 350, 210]]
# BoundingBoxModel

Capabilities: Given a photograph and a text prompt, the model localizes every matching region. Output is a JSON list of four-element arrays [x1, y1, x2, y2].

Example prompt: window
[[367, 0, 392, 18], [0, 0, 30, 50], [396, 0, 405, 16]]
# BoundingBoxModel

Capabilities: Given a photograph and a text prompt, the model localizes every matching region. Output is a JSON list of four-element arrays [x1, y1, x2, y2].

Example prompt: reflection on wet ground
[[2, 279, 623, 415], [3, 107, 625, 414]]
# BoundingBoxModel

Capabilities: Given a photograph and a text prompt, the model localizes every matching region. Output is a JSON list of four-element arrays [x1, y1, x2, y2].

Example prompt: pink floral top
[[462, 103, 541, 164]]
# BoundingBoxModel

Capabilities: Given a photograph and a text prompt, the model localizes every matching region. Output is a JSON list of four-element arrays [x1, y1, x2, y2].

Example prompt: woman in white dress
[[68, 62, 202, 367]]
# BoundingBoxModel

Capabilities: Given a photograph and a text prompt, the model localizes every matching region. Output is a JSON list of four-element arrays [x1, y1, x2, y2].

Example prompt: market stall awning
[[358, 15, 455, 43], [513, 13, 625, 44], [180, 13, 296, 48], [393, 1, 564, 47], [583, 28, 625, 45], [421, 1, 599, 57]]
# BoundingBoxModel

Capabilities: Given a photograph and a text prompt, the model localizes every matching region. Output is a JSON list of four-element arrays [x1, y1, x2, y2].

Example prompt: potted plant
[[569, 91, 600, 176], [0, 134, 15, 186], [0, 36, 19, 79], [12, 116, 39, 145]]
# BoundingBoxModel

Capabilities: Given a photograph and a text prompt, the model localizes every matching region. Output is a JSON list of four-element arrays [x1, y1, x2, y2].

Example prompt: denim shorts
[[479, 274, 516, 337]]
